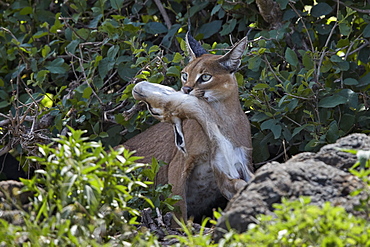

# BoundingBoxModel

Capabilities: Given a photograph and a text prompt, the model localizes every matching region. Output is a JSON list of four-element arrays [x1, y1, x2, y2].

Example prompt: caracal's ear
[[218, 36, 248, 73], [185, 32, 208, 61]]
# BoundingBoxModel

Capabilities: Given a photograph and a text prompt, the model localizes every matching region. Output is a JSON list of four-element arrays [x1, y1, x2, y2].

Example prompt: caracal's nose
[[182, 86, 193, 94]]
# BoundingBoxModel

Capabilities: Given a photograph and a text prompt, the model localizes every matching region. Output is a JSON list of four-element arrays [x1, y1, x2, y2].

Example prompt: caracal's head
[[181, 33, 248, 103]]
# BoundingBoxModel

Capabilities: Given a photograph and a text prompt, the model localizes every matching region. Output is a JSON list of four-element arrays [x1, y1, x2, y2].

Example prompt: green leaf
[[275, 0, 289, 9], [98, 57, 115, 78], [45, 58, 68, 74], [250, 112, 270, 122], [36, 70, 49, 83], [148, 73, 164, 83], [311, 2, 333, 17], [20, 6, 32, 15], [197, 20, 222, 39], [107, 45, 119, 59], [363, 23, 370, 38], [303, 52, 314, 70], [144, 22, 168, 34], [82, 165, 101, 174], [66, 40, 79, 54], [318, 94, 347, 108], [261, 119, 282, 139], [285, 47, 298, 67], [320, 59, 333, 73], [172, 53, 183, 63], [337, 61, 349, 71], [339, 22, 351, 36], [41, 45, 51, 58], [292, 124, 310, 137], [36, 199, 48, 222], [326, 121, 339, 143], [50, 13, 64, 34], [340, 114, 355, 132], [330, 55, 343, 63], [253, 83, 269, 90], [358, 72, 370, 87], [0, 101, 9, 109], [88, 14, 103, 28], [188, 2, 209, 17], [83, 86, 93, 99], [220, 19, 237, 36], [94, 55, 103, 67], [117, 63, 138, 82], [211, 4, 222, 16], [248, 55, 262, 72], [166, 66, 180, 77], [149, 45, 160, 54], [337, 38, 349, 48], [110, 0, 124, 10], [75, 28, 90, 40], [339, 89, 357, 108]]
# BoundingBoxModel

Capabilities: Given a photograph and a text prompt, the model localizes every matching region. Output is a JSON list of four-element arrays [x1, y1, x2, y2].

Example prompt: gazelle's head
[[132, 81, 202, 121], [181, 33, 248, 103], [133, 81, 199, 153]]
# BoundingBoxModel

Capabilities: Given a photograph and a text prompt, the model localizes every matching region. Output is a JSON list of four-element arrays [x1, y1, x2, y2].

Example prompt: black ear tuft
[[186, 32, 208, 60]]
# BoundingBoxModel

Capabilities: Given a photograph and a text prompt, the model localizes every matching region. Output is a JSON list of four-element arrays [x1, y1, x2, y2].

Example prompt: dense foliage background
[[0, 0, 370, 245], [1, 0, 369, 167]]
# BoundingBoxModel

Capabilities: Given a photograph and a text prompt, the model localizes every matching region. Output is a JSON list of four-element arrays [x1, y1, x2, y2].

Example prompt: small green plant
[[220, 197, 370, 247], [165, 217, 215, 247], [134, 157, 182, 215]]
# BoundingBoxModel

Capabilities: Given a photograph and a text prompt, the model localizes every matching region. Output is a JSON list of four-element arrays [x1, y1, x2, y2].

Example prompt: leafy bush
[[0, 127, 177, 246]]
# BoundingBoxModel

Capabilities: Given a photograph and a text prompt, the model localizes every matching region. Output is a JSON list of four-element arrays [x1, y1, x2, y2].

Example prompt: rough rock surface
[[214, 133, 370, 241], [290, 133, 370, 171]]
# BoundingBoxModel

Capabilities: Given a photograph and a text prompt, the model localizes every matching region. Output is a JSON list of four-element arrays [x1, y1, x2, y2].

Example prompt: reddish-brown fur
[[124, 35, 253, 222]]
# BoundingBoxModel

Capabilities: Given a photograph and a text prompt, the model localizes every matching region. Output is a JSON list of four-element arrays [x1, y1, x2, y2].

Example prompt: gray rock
[[290, 133, 370, 171], [214, 133, 369, 241]]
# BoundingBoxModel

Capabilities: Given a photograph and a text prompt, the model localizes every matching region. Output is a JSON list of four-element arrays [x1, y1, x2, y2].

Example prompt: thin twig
[[283, 115, 302, 127], [153, 0, 172, 29], [254, 145, 292, 167], [262, 54, 285, 84], [337, 0, 370, 14], [78, 44, 104, 105], [285, 93, 311, 101], [316, 1, 341, 83], [288, 3, 314, 52], [347, 39, 369, 57], [0, 145, 11, 157]]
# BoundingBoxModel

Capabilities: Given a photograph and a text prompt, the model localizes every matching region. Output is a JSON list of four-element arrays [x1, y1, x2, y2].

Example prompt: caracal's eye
[[181, 72, 188, 82], [200, 74, 212, 82]]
